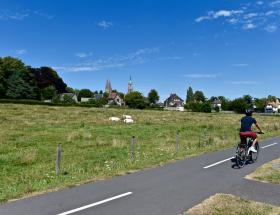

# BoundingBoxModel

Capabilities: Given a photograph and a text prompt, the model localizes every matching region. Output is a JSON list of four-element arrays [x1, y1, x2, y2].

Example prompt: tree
[[61, 94, 76, 104], [78, 89, 92, 101], [42, 85, 57, 100], [5, 71, 38, 99], [148, 89, 159, 104], [218, 96, 230, 110], [194, 90, 206, 103], [189, 102, 212, 113], [0, 71, 5, 98], [30, 67, 67, 93], [0, 57, 29, 98], [209, 96, 218, 102], [0, 57, 27, 78], [229, 98, 249, 113], [124, 91, 147, 109], [186, 87, 194, 103], [267, 95, 277, 102], [243, 95, 253, 108]]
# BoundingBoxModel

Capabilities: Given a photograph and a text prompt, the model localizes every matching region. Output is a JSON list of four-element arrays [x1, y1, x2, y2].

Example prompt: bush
[[124, 91, 147, 109], [228, 98, 249, 114], [189, 102, 212, 113]]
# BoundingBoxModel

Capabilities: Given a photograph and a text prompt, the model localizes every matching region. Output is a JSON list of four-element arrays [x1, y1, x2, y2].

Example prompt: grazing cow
[[122, 115, 132, 119], [124, 118, 134, 124], [109, 117, 120, 122]]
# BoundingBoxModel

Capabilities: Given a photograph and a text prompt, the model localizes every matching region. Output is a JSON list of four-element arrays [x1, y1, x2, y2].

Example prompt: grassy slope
[[184, 194, 280, 215], [247, 157, 280, 184], [1, 104, 280, 202]]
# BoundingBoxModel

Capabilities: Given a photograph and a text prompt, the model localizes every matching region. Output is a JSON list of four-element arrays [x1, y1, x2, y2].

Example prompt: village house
[[212, 99, 222, 111], [164, 93, 184, 111], [265, 99, 280, 113], [108, 92, 124, 106]]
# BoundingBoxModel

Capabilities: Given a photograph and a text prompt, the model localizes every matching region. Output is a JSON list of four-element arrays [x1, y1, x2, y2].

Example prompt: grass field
[[1, 104, 280, 203], [247, 157, 280, 184], [184, 194, 280, 215]]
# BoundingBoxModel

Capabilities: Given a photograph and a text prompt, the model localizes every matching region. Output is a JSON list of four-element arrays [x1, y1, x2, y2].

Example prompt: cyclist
[[239, 109, 263, 153]]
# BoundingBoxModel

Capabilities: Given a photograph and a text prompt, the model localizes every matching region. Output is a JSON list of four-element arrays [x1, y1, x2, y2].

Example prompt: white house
[[212, 99, 222, 111], [164, 94, 184, 111], [265, 99, 280, 113]]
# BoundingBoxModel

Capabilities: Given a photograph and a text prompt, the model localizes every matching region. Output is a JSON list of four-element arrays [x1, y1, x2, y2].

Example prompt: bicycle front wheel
[[251, 142, 259, 163]]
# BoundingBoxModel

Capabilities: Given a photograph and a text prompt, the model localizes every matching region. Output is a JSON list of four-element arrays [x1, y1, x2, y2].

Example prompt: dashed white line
[[261, 142, 279, 149], [203, 157, 234, 169], [203, 142, 279, 169], [56, 192, 133, 215]]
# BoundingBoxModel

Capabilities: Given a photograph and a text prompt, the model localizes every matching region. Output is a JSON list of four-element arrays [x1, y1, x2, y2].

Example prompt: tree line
[[0, 57, 67, 100], [0, 56, 160, 108], [185, 86, 279, 113]]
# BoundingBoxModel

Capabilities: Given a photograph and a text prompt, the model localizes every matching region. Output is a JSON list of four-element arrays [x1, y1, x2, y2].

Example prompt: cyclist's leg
[[248, 132, 257, 148]]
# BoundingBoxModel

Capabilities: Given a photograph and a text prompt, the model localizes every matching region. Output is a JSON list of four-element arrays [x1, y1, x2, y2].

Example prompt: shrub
[[189, 102, 212, 113]]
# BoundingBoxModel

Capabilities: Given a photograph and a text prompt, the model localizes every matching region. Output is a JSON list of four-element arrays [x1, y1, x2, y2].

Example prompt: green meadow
[[0, 103, 280, 202]]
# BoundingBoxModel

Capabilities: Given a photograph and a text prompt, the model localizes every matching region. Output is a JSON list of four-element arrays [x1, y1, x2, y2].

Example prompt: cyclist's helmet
[[245, 108, 254, 116]]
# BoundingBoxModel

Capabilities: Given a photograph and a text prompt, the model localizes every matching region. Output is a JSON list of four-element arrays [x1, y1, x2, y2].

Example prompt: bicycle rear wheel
[[236, 146, 246, 168]]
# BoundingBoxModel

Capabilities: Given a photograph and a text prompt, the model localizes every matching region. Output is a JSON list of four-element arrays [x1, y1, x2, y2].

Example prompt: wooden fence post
[[176, 131, 180, 153], [131, 136, 135, 162], [56, 144, 62, 175]]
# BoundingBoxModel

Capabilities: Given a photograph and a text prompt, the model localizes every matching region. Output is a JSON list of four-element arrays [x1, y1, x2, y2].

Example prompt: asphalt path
[[1, 137, 279, 215]]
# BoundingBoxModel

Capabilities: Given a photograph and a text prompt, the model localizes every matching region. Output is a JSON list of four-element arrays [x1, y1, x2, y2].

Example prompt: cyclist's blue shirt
[[240, 116, 257, 132]]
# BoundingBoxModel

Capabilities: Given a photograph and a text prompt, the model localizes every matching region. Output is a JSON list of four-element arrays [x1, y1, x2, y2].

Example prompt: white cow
[[124, 118, 134, 124], [109, 117, 120, 122], [122, 115, 132, 119]]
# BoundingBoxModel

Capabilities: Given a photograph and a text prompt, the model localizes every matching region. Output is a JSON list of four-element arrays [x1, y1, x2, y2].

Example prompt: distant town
[[0, 56, 279, 114]]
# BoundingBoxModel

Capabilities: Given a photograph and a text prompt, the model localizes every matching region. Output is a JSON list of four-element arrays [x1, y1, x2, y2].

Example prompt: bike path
[[0, 137, 279, 215]]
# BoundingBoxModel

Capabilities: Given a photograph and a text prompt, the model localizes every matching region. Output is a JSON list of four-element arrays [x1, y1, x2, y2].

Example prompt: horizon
[[1, 0, 280, 101]]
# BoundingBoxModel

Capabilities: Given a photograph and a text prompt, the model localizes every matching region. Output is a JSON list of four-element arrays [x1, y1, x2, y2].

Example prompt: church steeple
[[105, 80, 112, 94], [128, 76, 133, 94]]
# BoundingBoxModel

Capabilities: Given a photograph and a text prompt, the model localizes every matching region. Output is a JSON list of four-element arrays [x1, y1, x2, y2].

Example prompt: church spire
[[128, 76, 133, 94], [105, 79, 112, 94]]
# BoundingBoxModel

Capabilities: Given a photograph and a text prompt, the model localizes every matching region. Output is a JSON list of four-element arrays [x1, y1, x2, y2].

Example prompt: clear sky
[[1, 0, 280, 101]]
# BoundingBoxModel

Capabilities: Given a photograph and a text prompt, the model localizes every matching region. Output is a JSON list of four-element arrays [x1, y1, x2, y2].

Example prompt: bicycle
[[235, 132, 263, 168]]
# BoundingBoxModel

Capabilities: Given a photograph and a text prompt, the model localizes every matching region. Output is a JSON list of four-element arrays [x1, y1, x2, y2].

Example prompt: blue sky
[[1, 0, 280, 101]]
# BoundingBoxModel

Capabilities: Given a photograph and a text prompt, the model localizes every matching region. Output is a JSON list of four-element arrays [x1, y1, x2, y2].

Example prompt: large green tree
[[186, 86, 194, 103], [29, 67, 67, 93], [42, 85, 57, 100], [0, 57, 29, 98], [229, 98, 249, 113], [194, 90, 206, 103], [78, 89, 93, 101], [124, 91, 147, 109], [5, 71, 38, 99], [254, 98, 266, 109], [148, 89, 159, 104]]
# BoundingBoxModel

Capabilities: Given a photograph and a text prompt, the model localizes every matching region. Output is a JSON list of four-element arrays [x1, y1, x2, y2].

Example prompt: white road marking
[[203, 157, 234, 169], [261, 142, 279, 149], [56, 192, 133, 215], [204, 142, 279, 169]]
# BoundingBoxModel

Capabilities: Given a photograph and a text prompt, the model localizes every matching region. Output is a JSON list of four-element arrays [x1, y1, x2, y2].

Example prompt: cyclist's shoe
[[249, 146, 257, 153]]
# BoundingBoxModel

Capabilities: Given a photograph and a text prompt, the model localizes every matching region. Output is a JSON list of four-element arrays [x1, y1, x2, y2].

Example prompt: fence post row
[[56, 144, 62, 175]]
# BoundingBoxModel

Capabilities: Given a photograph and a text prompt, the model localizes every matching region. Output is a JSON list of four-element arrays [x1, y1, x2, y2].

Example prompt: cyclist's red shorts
[[239, 132, 257, 139]]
